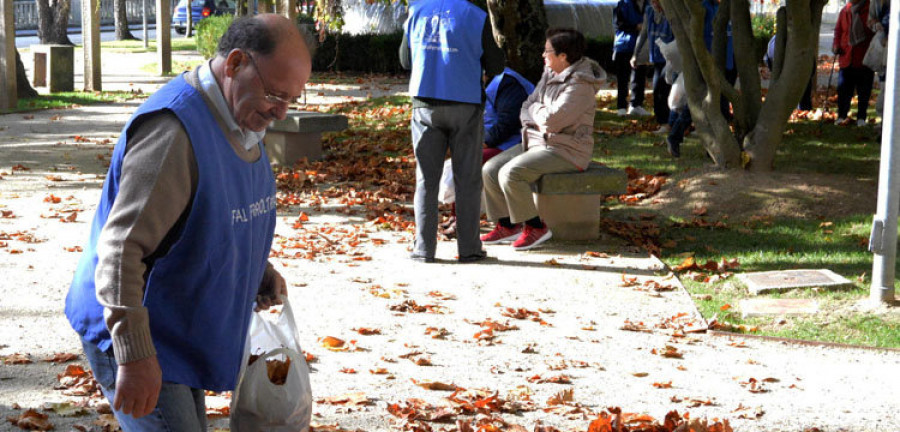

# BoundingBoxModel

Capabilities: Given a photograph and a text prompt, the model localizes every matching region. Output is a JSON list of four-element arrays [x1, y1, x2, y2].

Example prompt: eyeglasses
[[543, 49, 556, 55], [245, 51, 299, 106]]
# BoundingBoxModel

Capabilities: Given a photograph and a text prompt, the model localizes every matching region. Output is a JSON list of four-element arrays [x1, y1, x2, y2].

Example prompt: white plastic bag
[[438, 158, 455, 204], [863, 30, 886, 74], [668, 74, 686, 110], [231, 298, 312, 432]]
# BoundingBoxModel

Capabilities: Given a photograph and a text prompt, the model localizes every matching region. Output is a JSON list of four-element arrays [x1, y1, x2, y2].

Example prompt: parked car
[[172, 0, 233, 34]]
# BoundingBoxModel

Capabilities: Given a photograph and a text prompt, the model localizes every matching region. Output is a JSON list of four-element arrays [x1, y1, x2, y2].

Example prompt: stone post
[[156, 0, 171, 75], [82, 0, 102, 91], [0, 0, 17, 110]]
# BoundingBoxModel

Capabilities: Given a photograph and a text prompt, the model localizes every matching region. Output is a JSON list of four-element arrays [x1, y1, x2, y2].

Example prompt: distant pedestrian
[[833, 0, 875, 126], [613, 0, 651, 117], [632, 0, 674, 133], [399, 0, 504, 263]]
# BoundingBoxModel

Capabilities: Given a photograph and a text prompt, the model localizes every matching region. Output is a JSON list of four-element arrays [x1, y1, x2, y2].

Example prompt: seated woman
[[481, 28, 606, 251]]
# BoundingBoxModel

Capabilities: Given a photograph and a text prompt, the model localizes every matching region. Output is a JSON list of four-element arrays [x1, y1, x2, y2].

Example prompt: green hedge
[[196, 15, 234, 59], [312, 32, 405, 73]]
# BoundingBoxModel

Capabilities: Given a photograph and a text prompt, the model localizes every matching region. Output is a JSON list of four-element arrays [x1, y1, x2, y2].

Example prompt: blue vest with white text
[[65, 75, 276, 391], [406, 0, 485, 104], [484, 68, 535, 151]]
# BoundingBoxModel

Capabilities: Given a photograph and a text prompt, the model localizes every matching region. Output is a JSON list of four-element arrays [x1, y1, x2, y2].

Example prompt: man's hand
[[114, 355, 162, 418], [833, 46, 844, 55], [630, 57, 638, 69], [255, 269, 287, 311]]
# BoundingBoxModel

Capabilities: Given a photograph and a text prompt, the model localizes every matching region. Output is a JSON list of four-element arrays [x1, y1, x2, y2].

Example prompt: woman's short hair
[[546, 28, 586, 64], [217, 17, 278, 57]]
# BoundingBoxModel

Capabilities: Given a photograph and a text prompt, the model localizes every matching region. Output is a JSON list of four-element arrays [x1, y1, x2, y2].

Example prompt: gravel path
[[1, 52, 898, 432]]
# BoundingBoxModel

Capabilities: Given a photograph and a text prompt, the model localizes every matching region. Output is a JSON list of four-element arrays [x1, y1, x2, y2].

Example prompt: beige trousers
[[482, 145, 577, 223]]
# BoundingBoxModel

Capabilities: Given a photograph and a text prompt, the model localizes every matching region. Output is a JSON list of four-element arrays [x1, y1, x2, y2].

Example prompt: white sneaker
[[857, 119, 867, 127], [628, 106, 651, 116], [653, 124, 671, 135], [617, 108, 628, 116]]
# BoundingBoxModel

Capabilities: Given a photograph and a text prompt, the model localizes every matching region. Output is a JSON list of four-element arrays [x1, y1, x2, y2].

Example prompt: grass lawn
[[3, 91, 146, 113], [98, 38, 199, 53], [592, 94, 899, 348]]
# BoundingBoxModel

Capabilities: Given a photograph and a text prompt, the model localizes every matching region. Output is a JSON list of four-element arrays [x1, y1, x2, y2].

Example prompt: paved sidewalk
[[1, 50, 898, 432]]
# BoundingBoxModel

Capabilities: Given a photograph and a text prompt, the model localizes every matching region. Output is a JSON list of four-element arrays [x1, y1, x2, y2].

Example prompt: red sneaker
[[512, 225, 552, 251], [480, 224, 522, 244]]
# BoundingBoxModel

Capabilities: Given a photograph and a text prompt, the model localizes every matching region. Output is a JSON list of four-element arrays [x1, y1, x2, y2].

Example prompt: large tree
[[658, 0, 826, 171], [16, 49, 39, 98], [485, 0, 547, 84], [115, 0, 137, 40], [35, 0, 73, 45]]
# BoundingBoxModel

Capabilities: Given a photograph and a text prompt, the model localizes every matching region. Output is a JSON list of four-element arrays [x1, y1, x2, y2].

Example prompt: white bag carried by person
[[863, 29, 886, 74], [231, 298, 312, 432], [668, 74, 687, 110], [438, 158, 455, 205]]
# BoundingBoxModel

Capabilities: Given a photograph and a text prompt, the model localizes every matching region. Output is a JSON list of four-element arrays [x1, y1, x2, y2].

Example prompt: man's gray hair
[[217, 17, 278, 57]]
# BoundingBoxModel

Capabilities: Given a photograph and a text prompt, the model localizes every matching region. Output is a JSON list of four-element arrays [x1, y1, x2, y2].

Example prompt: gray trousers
[[483, 145, 577, 223], [411, 104, 484, 258]]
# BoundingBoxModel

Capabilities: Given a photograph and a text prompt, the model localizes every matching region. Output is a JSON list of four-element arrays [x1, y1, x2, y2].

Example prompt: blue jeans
[[81, 339, 207, 431], [668, 106, 692, 146]]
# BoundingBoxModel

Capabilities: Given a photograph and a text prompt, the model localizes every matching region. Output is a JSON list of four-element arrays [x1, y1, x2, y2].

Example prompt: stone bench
[[534, 163, 627, 241], [31, 44, 74, 93], [264, 111, 349, 166]]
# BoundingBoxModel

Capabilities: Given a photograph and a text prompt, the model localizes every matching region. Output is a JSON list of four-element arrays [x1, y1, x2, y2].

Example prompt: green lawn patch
[[594, 95, 899, 348], [4, 91, 146, 113], [98, 38, 198, 53], [139, 58, 205, 76]]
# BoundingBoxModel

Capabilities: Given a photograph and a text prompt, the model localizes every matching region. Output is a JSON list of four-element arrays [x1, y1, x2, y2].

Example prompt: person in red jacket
[[833, 0, 876, 126]]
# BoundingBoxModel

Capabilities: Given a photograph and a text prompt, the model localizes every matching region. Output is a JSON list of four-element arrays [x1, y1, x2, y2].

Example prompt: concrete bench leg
[[534, 193, 601, 241], [264, 131, 323, 165]]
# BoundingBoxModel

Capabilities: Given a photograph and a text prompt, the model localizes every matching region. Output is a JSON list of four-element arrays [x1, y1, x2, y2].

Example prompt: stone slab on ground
[[740, 298, 820, 318], [737, 269, 852, 295]]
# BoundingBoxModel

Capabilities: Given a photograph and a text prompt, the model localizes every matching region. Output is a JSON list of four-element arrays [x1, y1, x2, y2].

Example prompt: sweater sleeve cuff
[[112, 327, 157, 365]]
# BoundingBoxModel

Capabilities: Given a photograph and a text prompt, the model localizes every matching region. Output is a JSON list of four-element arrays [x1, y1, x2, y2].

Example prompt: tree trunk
[[35, 0, 74, 45], [15, 50, 39, 98], [186, 0, 193, 37], [485, 0, 547, 84], [743, 0, 825, 171], [661, 0, 742, 168], [115, 0, 137, 40]]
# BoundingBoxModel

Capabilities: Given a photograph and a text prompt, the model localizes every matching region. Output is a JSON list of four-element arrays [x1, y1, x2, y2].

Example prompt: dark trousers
[[652, 63, 671, 124], [668, 106, 692, 145], [614, 51, 649, 109], [798, 72, 814, 111], [837, 66, 875, 121]]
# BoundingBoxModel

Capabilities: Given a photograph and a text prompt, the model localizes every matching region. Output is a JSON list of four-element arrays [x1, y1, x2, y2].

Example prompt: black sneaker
[[409, 253, 435, 263], [666, 137, 681, 158], [458, 250, 488, 263]]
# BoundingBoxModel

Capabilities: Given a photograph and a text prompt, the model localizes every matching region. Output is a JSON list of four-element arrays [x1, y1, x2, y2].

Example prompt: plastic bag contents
[[230, 298, 312, 432]]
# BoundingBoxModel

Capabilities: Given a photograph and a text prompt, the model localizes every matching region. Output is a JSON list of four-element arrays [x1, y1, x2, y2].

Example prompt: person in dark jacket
[[613, 0, 651, 116], [632, 0, 674, 132]]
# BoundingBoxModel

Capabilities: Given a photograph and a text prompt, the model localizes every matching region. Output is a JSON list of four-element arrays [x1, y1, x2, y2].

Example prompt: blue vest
[[484, 68, 535, 151], [65, 75, 277, 391], [406, 0, 485, 104]]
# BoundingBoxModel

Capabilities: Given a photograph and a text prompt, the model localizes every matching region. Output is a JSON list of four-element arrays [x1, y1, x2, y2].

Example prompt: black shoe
[[458, 251, 488, 263], [666, 137, 681, 158], [410, 253, 435, 263]]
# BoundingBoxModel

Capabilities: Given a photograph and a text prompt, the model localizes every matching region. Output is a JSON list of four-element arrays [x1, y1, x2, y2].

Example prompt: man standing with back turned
[[400, 0, 504, 263], [65, 14, 310, 430]]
